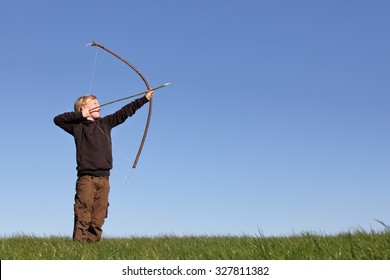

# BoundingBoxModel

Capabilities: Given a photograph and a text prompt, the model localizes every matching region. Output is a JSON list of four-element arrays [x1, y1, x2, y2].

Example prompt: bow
[[90, 41, 152, 169]]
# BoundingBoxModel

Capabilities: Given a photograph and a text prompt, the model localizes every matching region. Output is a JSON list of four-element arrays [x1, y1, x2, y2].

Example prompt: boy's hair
[[74, 94, 97, 112]]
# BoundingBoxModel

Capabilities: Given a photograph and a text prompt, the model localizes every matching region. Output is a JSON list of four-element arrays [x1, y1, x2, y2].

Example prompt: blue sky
[[0, 0, 388, 237]]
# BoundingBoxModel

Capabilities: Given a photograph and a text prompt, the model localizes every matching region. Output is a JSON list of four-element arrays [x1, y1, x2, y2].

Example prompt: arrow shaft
[[90, 82, 170, 112]]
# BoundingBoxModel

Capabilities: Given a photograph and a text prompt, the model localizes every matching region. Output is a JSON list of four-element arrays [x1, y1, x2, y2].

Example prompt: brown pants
[[73, 176, 110, 242]]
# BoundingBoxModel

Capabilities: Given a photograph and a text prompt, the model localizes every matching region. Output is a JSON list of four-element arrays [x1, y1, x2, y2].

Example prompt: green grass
[[1, 230, 389, 260]]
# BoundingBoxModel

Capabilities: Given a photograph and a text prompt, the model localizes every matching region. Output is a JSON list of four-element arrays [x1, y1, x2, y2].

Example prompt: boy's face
[[84, 98, 101, 119]]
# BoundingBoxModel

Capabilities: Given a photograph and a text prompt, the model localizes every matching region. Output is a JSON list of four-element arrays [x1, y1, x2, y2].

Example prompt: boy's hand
[[146, 89, 154, 100], [81, 106, 90, 118]]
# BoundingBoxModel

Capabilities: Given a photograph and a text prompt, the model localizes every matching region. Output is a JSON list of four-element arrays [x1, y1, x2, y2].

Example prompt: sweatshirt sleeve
[[53, 111, 84, 135], [104, 96, 149, 128]]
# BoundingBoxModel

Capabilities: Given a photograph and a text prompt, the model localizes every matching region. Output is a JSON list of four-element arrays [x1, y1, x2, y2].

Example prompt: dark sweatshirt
[[54, 96, 149, 177]]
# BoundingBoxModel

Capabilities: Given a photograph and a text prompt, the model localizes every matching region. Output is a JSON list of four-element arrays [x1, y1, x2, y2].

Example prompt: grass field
[[1, 229, 389, 260]]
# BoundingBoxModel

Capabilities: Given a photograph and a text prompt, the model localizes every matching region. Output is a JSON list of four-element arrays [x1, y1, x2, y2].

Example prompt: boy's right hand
[[81, 107, 90, 118]]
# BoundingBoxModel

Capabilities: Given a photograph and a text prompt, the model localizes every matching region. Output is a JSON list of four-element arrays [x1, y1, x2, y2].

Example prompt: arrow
[[89, 82, 171, 112]]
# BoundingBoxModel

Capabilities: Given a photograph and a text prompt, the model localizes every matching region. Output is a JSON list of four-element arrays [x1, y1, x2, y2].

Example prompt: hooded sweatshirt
[[54, 96, 149, 176]]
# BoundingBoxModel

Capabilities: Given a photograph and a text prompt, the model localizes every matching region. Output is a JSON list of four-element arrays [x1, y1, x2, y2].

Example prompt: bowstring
[[89, 46, 99, 94], [94, 122, 133, 187], [89, 46, 133, 186]]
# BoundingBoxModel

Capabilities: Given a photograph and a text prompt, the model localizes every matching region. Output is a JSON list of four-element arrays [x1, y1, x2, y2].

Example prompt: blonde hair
[[74, 94, 97, 112]]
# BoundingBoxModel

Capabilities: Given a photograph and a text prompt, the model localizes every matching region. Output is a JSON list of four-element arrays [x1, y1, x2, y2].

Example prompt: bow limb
[[91, 41, 152, 169]]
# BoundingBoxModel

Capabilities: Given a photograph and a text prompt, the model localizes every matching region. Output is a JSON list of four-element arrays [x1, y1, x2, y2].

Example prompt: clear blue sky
[[0, 0, 388, 237]]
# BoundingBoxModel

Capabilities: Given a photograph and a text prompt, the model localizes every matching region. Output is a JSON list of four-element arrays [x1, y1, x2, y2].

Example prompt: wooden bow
[[91, 41, 152, 169]]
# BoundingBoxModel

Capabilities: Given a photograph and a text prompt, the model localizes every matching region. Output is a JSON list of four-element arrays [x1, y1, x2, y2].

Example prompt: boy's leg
[[87, 176, 110, 242], [73, 176, 94, 242]]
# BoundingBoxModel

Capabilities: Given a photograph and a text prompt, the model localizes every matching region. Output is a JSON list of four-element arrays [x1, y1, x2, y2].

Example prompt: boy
[[53, 90, 153, 242]]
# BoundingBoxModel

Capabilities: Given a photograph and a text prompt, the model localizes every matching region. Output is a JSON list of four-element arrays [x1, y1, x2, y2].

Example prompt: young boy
[[53, 90, 153, 242]]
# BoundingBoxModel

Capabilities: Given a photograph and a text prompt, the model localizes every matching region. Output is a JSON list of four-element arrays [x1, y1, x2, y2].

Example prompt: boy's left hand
[[146, 89, 154, 100]]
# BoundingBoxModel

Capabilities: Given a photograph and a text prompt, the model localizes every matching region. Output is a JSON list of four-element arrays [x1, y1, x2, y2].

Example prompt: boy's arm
[[53, 111, 84, 134], [105, 96, 149, 128]]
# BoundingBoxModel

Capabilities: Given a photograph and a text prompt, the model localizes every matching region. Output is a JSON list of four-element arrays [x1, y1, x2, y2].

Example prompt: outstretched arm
[[104, 94, 152, 128]]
